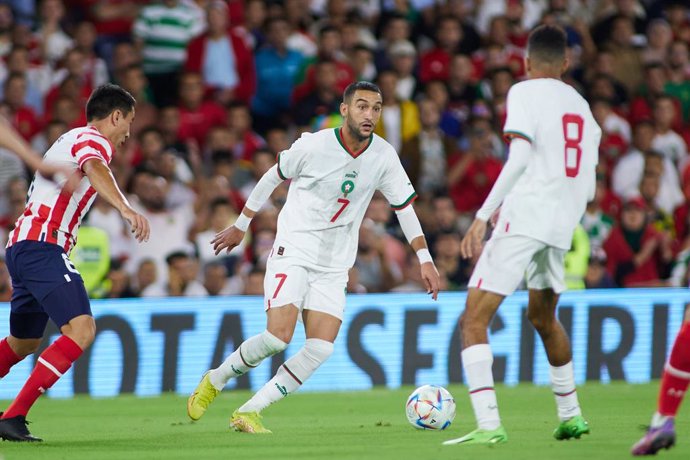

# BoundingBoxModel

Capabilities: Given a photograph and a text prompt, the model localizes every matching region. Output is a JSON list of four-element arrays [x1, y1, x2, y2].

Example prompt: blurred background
[[0, 0, 689, 301]]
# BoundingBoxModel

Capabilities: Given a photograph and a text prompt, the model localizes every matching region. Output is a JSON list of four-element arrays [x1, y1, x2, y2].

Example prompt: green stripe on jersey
[[503, 130, 533, 143], [390, 192, 418, 210]]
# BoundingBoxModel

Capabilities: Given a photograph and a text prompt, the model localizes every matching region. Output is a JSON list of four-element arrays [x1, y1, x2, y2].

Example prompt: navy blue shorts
[[5, 241, 91, 339]]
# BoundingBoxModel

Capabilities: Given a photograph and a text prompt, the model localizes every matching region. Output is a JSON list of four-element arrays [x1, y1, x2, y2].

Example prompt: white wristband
[[234, 213, 252, 232], [416, 248, 433, 265]]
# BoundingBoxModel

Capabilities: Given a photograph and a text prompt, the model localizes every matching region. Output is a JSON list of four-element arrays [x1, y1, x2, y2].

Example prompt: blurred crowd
[[1, 0, 690, 301]]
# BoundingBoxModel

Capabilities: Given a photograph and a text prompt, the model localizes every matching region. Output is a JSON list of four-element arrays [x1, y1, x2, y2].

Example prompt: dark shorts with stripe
[[5, 241, 91, 339]]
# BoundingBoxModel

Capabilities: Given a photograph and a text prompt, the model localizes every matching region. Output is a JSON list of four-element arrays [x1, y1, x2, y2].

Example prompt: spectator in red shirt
[[629, 62, 683, 130], [3, 72, 41, 141], [447, 117, 503, 215], [177, 72, 227, 148], [420, 16, 464, 83], [292, 24, 355, 104], [603, 197, 674, 287], [184, 0, 256, 105], [227, 102, 265, 162]]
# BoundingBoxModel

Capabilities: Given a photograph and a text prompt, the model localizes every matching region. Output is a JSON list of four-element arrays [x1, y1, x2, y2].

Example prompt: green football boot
[[553, 415, 590, 440]]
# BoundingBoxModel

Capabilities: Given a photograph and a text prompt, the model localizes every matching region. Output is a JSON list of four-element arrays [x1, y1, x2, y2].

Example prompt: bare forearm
[[410, 235, 428, 252], [83, 160, 132, 213], [0, 118, 42, 170]]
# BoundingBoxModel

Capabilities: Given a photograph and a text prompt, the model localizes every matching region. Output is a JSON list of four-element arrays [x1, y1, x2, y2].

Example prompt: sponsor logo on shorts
[[278, 246, 285, 256]]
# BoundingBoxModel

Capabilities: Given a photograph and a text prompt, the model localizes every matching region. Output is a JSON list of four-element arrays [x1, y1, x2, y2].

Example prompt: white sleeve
[[244, 165, 285, 212], [503, 84, 536, 144], [476, 138, 531, 221], [395, 205, 424, 244]]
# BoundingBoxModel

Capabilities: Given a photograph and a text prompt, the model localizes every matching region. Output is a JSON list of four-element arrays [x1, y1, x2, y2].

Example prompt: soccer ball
[[405, 384, 456, 430]]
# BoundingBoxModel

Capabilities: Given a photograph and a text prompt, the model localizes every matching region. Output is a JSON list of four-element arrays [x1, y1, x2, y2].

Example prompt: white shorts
[[468, 234, 566, 296], [264, 254, 348, 321]]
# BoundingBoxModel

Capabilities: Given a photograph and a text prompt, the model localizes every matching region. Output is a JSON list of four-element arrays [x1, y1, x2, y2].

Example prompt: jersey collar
[[335, 127, 373, 159]]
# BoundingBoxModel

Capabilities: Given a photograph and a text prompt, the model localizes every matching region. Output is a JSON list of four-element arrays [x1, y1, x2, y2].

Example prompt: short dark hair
[[165, 251, 190, 266], [527, 25, 567, 64], [85, 84, 136, 122], [209, 197, 232, 213], [343, 81, 381, 104]]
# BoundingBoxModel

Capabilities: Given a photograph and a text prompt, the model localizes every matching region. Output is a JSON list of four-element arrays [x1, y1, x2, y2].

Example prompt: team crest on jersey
[[341, 180, 355, 197]]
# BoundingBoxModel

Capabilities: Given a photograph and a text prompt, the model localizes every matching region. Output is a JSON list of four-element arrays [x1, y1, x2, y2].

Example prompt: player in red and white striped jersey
[[0, 84, 150, 442], [9, 125, 118, 253]]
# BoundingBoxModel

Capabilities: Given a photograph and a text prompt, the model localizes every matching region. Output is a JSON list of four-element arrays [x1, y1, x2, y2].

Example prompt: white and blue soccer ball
[[405, 384, 456, 430]]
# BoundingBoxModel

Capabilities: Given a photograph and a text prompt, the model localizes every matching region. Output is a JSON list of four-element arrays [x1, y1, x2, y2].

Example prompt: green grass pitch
[[0, 382, 688, 460]]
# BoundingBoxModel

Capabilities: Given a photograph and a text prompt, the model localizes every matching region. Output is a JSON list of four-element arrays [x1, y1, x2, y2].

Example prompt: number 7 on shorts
[[272, 273, 288, 299]]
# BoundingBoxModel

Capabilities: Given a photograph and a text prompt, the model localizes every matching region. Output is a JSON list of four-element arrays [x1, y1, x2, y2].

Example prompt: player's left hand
[[420, 262, 440, 301], [460, 218, 487, 259], [211, 225, 245, 255]]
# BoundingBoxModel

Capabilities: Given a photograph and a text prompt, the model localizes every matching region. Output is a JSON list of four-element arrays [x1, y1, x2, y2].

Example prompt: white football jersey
[[8, 126, 113, 254], [497, 79, 601, 250], [274, 128, 416, 270]]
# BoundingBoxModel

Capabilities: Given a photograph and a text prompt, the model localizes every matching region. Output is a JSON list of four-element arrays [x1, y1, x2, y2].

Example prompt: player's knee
[[8, 337, 41, 357], [303, 338, 334, 363], [63, 317, 96, 349], [527, 309, 553, 333], [267, 326, 294, 345], [459, 309, 485, 334]]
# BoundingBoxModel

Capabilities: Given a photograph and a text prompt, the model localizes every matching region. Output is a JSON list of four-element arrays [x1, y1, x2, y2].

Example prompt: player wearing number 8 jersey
[[0, 85, 150, 442], [444, 25, 601, 447], [187, 81, 441, 433]]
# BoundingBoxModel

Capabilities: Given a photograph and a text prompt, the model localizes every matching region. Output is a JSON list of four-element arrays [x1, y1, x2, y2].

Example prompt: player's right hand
[[460, 218, 487, 259], [121, 208, 150, 243], [211, 225, 245, 255]]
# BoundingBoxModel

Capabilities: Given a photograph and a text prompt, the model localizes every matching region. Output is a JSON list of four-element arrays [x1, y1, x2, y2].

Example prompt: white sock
[[238, 338, 334, 413], [550, 361, 582, 421], [209, 331, 287, 391], [651, 412, 672, 428], [462, 344, 501, 430]]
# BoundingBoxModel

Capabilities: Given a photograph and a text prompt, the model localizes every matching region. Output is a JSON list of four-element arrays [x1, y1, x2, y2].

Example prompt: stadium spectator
[[582, 174, 615, 252], [203, 261, 243, 296], [433, 231, 469, 290], [373, 13, 410, 72], [374, 69, 420, 152], [0, 46, 48, 116], [446, 53, 481, 128], [103, 259, 137, 299], [388, 40, 418, 101], [447, 117, 502, 216], [251, 16, 304, 133], [612, 122, 683, 214], [226, 102, 265, 162], [142, 251, 208, 297], [134, 258, 157, 295], [177, 72, 226, 148], [85, 196, 132, 262], [355, 218, 401, 293], [118, 64, 157, 138], [242, 267, 265, 296], [36, 0, 73, 64], [603, 197, 674, 287], [651, 95, 688, 167], [133, 0, 205, 107], [293, 59, 342, 134], [195, 198, 245, 269], [0, 4, 13, 58], [73, 21, 109, 90], [126, 172, 195, 279], [584, 247, 616, 289], [292, 24, 355, 104], [86, 0, 141, 68], [665, 40, 690, 123], [641, 18, 673, 64], [419, 16, 464, 84], [3, 72, 41, 141], [184, 0, 256, 105], [400, 98, 456, 196], [629, 62, 682, 130], [639, 170, 676, 243]]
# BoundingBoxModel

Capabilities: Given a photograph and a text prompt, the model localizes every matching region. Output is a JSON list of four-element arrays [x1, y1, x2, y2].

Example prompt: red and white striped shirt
[[8, 126, 114, 254]]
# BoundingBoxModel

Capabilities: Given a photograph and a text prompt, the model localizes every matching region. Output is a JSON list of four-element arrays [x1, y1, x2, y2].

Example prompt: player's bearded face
[[344, 90, 382, 141]]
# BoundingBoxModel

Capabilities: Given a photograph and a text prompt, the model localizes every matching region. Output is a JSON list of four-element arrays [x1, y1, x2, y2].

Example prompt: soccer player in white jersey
[[187, 81, 441, 433], [443, 25, 601, 446], [0, 84, 150, 442]]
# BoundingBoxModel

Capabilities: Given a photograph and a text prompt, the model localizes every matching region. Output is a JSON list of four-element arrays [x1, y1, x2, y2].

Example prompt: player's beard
[[345, 118, 370, 143]]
